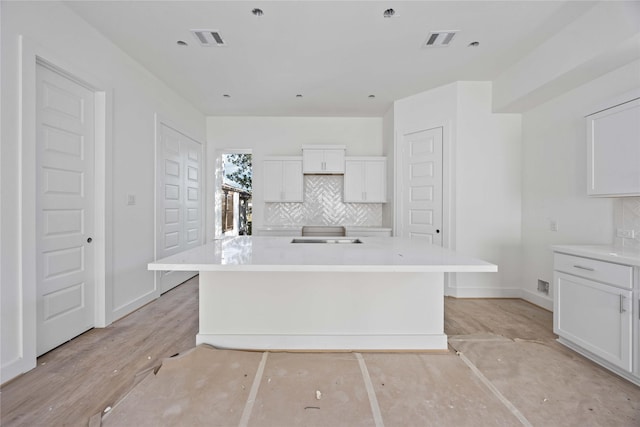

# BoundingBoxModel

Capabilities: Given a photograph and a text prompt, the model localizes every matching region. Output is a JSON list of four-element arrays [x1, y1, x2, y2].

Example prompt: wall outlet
[[537, 279, 550, 295], [616, 228, 635, 239], [549, 219, 558, 232], [127, 194, 136, 206]]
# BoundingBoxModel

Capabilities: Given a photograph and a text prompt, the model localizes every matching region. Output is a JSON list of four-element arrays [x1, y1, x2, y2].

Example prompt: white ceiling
[[64, 1, 595, 117]]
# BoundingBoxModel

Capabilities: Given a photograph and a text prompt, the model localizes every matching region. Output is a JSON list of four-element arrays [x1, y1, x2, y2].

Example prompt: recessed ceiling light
[[252, 8, 264, 16], [296, 94, 303, 98], [223, 94, 231, 98], [468, 41, 480, 47], [176, 40, 188, 46], [368, 95, 376, 98], [383, 8, 395, 18]]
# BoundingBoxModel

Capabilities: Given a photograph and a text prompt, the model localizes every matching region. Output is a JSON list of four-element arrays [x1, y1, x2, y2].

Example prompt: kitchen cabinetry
[[302, 145, 345, 174], [553, 247, 639, 386], [586, 97, 640, 197], [263, 157, 303, 202], [344, 157, 386, 203]]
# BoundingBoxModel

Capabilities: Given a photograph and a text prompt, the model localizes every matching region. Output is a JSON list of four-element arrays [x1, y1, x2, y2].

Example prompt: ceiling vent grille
[[423, 31, 458, 48], [191, 30, 226, 46]]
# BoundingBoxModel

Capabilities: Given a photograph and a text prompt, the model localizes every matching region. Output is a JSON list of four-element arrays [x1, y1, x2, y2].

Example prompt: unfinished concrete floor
[[1, 277, 639, 426]]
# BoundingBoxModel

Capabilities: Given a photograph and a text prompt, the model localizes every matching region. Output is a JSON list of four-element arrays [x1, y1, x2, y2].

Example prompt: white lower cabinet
[[554, 272, 632, 371], [553, 249, 639, 385]]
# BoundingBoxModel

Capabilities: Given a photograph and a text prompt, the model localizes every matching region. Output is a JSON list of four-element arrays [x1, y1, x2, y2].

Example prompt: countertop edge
[[552, 244, 640, 267], [147, 263, 497, 273]]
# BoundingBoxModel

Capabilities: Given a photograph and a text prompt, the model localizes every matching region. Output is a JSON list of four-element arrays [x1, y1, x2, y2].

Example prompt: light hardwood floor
[[1, 276, 198, 426], [1, 277, 639, 426]]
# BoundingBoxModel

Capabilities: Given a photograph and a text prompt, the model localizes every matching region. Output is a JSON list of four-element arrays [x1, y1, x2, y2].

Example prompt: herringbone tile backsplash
[[265, 175, 382, 226], [616, 197, 640, 250]]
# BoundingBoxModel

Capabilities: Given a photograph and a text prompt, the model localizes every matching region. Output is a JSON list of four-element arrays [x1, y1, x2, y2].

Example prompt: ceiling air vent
[[191, 30, 226, 47], [423, 30, 458, 48]]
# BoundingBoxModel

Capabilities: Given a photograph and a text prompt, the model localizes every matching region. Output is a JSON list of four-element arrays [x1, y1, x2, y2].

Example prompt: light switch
[[127, 194, 136, 206]]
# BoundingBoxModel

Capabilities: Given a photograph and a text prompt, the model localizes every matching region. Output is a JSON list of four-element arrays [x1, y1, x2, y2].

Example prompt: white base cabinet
[[555, 272, 632, 371], [553, 247, 639, 386]]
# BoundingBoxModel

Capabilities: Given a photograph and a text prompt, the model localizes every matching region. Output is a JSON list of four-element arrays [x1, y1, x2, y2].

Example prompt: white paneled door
[[36, 63, 95, 355], [156, 123, 202, 293], [399, 127, 443, 245]]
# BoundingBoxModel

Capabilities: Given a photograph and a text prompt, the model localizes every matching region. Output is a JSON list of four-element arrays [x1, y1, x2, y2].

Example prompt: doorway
[[35, 61, 96, 355], [155, 120, 203, 293], [220, 152, 252, 236], [397, 127, 444, 246]]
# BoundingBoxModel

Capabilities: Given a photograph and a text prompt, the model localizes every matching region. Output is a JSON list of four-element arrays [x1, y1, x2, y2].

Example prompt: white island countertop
[[148, 236, 498, 273]]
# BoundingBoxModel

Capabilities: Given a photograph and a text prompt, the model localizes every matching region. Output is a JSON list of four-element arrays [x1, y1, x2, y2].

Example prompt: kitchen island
[[148, 236, 497, 351]]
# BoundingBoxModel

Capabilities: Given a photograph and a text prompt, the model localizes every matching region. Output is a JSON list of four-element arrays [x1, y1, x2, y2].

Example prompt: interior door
[[157, 123, 201, 293], [399, 127, 443, 245], [36, 62, 95, 355]]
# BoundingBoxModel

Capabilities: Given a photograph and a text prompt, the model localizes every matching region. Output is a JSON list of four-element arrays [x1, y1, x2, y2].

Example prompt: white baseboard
[[520, 289, 553, 311], [445, 287, 554, 312], [196, 333, 449, 351], [111, 290, 158, 323], [445, 286, 521, 299], [1, 356, 36, 385]]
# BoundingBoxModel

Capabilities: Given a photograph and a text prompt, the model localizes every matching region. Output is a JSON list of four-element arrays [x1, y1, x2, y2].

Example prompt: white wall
[[520, 60, 640, 310], [206, 116, 383, 235], [1, 1, 205, 383], [394, 82, 522, 296], [455, 82, 522, 296]]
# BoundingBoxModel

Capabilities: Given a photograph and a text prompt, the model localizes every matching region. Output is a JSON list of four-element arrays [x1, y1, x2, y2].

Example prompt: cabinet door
[[344, 161, 365, 202], [363, 160, 386, 202], [587, 98, 640, 196], [263, 160, 284, 202], [323, 149, 345, 173], [554, 272, 633, 371], [302, 149, 325, 173], [282, 160, 303, 202]]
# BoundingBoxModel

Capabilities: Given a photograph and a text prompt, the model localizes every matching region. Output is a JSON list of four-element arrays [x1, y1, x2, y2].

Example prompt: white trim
[[445, 288, 554, 312], [520, 289, 554, 311], [10, 36, 113, 381], [196, 333, 449, 351], [445, 286, 522, 299], [111, 289, 157, 321]]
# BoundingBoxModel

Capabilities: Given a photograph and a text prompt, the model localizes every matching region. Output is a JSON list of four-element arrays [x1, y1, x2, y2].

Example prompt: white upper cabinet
[[263, 157, 303, 202], [344, 157, 386, 203], [587, 97, 640, 197], [302, 145, 346, 174]]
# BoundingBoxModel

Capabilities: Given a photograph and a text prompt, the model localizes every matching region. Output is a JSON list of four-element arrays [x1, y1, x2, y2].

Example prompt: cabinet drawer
[[554, 252, 632, 289]]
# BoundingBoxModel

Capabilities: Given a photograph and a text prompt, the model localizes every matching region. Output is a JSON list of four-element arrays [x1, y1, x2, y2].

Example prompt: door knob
[[435, 230, 440, 234], [87, 237, 93, 243]]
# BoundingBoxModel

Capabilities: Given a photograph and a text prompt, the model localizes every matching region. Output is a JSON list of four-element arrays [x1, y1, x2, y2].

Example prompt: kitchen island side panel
[[197, 271, 447, 351]]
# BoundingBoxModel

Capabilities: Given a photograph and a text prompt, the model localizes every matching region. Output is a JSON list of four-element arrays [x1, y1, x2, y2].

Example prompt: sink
[[291, 238, 362, 244]]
